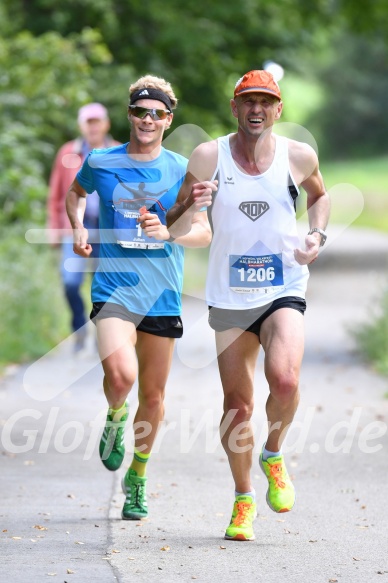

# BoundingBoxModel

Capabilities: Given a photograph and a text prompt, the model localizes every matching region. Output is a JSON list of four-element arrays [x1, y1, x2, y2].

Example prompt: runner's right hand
[[73, 227, 93, 257]]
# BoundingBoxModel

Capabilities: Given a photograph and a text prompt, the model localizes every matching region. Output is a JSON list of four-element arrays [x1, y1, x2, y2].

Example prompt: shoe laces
[[104, 421, 125, 454], [269, 462, 286, 489], [114, 424, 125, 447], [233, 502, 252, 526], [128, 481, 146, 510]]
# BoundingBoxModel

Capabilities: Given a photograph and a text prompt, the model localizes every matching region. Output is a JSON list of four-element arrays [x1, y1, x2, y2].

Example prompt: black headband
[[129, 88, 173, 111]]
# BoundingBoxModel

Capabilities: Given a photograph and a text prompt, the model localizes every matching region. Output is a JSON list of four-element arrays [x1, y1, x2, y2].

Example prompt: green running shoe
[[259, 450, 295, 513], [121, 469, 148, 520], [224, 495, 257, 541], [99, 404, 128, 471]]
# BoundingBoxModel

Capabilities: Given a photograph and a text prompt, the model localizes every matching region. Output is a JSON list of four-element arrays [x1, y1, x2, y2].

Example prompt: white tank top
[[206, 134, 309, 309]]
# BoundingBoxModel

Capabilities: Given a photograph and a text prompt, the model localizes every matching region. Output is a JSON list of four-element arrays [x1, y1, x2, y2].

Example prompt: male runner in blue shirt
[[66, 75, 211, 520]]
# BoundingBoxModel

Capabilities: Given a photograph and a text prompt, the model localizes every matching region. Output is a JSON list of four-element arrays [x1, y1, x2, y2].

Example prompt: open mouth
[[248, 117, 264, 125]]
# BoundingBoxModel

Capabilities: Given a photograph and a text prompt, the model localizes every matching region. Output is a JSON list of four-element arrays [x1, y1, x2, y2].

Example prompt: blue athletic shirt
[[76, 143, 188, 316]]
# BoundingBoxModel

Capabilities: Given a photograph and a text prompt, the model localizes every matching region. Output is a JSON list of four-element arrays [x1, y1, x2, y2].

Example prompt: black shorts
[[90, 302, 183, 338], [208, 296, 306, 338]]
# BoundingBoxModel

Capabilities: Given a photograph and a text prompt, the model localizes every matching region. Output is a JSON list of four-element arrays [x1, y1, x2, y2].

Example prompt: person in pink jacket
[[47, 103, 119, 352]]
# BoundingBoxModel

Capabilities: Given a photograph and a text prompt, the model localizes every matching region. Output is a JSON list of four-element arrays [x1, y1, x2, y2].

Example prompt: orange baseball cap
[[234, 70, 281, 100]]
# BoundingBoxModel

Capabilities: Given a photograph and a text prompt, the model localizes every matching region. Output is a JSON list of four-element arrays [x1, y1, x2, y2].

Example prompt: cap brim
[[234, 88, 281, 99]]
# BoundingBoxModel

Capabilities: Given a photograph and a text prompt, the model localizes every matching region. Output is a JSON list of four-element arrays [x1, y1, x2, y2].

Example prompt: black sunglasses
[[128, 105, 171, 121]]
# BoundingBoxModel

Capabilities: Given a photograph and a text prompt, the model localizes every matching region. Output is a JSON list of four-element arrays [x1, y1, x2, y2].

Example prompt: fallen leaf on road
[[47, 574, 57, 577], [328, 579, 338, 582], [160, 545, 170, 551], [67, 494, 75, 499], [66, 569, 75, 574], [353, 557, 361, 561], [2, 530, 7, 532], [309, 540, 318, 543], [33, 525, 48, 531], [128, 558, 135, 561], [219, 546, 226, 550], [111, 549, 120, 553], [75, 541, 84, 545], [11, 536, 22, 540], [23, 460, 35, 466]]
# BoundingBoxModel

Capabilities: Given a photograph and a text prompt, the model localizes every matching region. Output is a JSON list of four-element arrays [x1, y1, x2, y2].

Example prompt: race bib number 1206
[[229, 253, 285, 294]]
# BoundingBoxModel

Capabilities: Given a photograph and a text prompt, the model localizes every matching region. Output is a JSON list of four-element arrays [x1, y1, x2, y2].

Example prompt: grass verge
[[0, 224, 68, 371], [352, 289, 388, 376]]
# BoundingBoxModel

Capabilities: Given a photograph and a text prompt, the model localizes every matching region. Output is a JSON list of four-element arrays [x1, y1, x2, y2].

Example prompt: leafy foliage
[[306, 32, 388, 159], [0, 226, 68, 367], [2, 0, 333, 134], [353, 289, 388, 376], [0, 29, 112, 223]]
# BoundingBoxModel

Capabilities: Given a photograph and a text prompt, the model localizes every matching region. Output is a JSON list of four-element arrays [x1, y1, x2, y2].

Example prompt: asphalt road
[[1, 226, 388, 583]]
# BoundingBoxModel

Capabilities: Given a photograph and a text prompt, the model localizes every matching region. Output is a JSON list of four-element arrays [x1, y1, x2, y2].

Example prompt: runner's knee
[[138, 390, 165, 413], [223, 395, 254, 424], [269, 372, 299, 403], [106, 369, 136, 399]]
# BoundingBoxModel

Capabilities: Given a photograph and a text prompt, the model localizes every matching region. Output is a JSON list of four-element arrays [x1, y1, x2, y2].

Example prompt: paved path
[[1, 226, 388, 583]]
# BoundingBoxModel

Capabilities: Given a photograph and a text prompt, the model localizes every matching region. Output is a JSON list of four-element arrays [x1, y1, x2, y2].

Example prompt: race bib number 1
[[229, 253, 285, 294], [114, 209, 165, 249]]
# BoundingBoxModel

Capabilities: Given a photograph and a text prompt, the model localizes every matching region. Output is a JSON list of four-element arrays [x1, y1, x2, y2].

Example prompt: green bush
[[0, 225, 68, 368], [353, 290, 388, 375]]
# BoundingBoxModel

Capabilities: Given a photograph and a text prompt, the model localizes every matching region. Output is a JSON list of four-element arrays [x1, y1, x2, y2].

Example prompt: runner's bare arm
[[289, 141, 330, 265], [172, 209, 212, 248], [166, 141, 218, 238], [66, 178, 93, 258]]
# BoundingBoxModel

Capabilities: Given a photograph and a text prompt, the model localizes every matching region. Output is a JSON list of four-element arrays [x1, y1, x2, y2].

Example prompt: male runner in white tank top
[[167, 70, 330, 541]]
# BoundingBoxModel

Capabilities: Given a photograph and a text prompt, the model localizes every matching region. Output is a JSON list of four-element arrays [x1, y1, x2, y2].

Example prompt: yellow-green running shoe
[[224, 495, 257, 541], [259, 451, 295, 513], [121, 469, 148, 520], [99, 405, 128, 471]]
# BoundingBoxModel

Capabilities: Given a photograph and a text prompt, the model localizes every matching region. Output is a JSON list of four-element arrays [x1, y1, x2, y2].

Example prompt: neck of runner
[[231, 132, 276, 175], [126, 141, 162, 161]]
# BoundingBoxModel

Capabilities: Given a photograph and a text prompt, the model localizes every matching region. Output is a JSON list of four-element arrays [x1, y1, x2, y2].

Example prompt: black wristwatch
[[308, 228, 327, 247]]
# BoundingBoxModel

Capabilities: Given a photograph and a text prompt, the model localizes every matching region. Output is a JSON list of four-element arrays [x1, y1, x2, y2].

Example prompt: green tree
[[1, 0, 336, 134], [0, 29, 111, 224], [305, 32, 388, 159]]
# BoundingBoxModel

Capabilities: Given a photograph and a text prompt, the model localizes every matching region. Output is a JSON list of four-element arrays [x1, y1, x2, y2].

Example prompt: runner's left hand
[[294, 233, 321, 265], [137, 212, 170, 240]]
